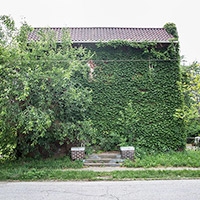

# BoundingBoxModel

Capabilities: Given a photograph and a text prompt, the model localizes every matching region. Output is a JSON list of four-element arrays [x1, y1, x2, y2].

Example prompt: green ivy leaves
[[87, 40, 185, 153]]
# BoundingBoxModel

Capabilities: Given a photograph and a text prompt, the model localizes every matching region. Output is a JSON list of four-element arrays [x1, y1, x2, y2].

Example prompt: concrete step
[[88, 152, 121, 159], [84, 158, 124, 163], [84, 162, 122, 167], [84, 151, 124, 167], [96, 153, 121, 159]]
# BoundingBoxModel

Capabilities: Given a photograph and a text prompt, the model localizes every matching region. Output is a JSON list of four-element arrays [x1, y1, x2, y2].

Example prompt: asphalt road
[[0, 180, 200, 200]]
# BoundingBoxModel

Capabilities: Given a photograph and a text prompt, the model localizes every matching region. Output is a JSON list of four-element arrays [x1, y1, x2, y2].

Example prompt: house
[[28, 27, 176, 75], [28, 25, 185, 153]]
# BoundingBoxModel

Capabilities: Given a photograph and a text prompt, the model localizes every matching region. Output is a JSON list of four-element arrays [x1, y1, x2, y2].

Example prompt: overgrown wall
[[86, 41, 186, 153]]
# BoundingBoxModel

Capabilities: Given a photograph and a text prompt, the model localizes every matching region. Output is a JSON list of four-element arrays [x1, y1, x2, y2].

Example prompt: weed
[[123, 150, 200, 168]]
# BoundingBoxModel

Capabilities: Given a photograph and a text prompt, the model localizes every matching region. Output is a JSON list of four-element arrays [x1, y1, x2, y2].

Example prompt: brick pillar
[[71, 147, 85, 160], [195, 137, 200, 148], [120, 146, 135, 160]]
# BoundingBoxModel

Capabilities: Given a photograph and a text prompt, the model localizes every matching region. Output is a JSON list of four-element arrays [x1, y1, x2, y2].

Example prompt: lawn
[[123, 150, 200, 168], [0, 150, 200, 181]]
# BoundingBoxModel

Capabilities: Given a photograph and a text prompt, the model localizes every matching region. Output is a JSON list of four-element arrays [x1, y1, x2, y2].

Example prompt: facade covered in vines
[[29, 24, 186, 153]]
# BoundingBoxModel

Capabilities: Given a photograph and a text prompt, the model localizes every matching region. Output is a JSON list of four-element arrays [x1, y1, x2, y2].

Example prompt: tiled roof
[[28, 27, 175, 43]]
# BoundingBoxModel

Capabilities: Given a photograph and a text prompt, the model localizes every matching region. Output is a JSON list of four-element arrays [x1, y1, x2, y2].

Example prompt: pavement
[[77, 166, 200, 172], [1, 180, 200, 200]]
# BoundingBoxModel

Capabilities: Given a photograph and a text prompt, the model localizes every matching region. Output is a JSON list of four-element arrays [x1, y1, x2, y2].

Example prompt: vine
[[164, 22, 179, 39], [86, 35, 185, 153]]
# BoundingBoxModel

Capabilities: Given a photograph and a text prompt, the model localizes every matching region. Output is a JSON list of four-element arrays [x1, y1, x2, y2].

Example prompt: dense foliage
[[86, 32, 185, 153], [0, 17, 186, 158], [177, 62, 200, 137], [164, 22, 179, 39], [0, 16, 94, 158]]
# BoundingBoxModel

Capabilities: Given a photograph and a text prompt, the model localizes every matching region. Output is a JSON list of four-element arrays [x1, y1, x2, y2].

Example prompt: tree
[[0, 16, 94, 158], [0, 15, 16, 45], [164, 22, 179, 39], [177, 62, 200, 138]]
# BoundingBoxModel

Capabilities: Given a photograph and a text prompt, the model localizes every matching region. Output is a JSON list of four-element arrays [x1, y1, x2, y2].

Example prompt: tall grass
[[123, 150, 200, 168], [0, 156, 83, 171]]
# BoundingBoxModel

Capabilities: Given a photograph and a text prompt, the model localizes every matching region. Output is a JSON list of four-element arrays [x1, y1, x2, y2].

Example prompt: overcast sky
[[1, 0, 199, 64]]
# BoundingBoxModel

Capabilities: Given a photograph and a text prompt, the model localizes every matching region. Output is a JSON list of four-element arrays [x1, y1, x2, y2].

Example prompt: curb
[[67, 167, 200, 172]]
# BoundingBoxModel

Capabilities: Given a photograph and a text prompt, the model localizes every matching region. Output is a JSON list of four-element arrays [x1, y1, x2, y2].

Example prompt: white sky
[[1, 0, 199, 64]]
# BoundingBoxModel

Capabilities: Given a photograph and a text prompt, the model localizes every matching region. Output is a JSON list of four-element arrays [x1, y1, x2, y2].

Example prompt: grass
[[0, 150, 200, 181], [0, 156, 83, 169], [123, 150, 200, 168], [0, 156, 83, 181], [0, 156, 83, 171], [111, 170, 200, 180], [1, 168, 200, 181]]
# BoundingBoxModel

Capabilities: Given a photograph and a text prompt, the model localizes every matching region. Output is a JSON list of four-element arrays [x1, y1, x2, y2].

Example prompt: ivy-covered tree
[[0, 16, 94, 158]]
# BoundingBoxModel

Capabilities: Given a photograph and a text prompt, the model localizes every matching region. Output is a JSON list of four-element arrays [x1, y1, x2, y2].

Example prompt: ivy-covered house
[[28, 24, 185, 153]]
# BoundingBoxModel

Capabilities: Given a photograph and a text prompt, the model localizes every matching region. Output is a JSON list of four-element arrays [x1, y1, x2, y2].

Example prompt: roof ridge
[[32, 27, 165, 29]]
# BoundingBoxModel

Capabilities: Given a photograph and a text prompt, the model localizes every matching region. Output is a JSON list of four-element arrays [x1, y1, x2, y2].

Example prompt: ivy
[[0, 17, 186, 157], [86, 37, 185, 153], [164, 22, 179, 39]]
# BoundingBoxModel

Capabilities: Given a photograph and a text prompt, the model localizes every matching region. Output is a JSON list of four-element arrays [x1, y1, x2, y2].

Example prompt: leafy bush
[[0, 16, 95, 158]]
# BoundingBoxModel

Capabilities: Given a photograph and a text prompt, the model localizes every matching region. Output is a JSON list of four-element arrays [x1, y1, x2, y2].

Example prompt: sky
[[1, 0, 199, 64]]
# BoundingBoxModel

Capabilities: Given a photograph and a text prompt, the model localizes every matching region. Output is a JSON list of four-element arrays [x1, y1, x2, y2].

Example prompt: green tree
[[177, 62, 200, 137], [0, 16, 94, 158], [0, 15, 16, 45], [164, 22, 179, 39]]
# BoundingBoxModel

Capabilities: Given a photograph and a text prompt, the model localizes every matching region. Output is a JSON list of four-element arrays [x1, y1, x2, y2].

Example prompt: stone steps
[[84, 162, 122, 167], [84, 151, 124, 167]]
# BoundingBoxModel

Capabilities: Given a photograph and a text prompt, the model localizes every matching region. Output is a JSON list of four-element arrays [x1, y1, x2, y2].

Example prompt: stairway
[[84, 151, 124, 167]]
